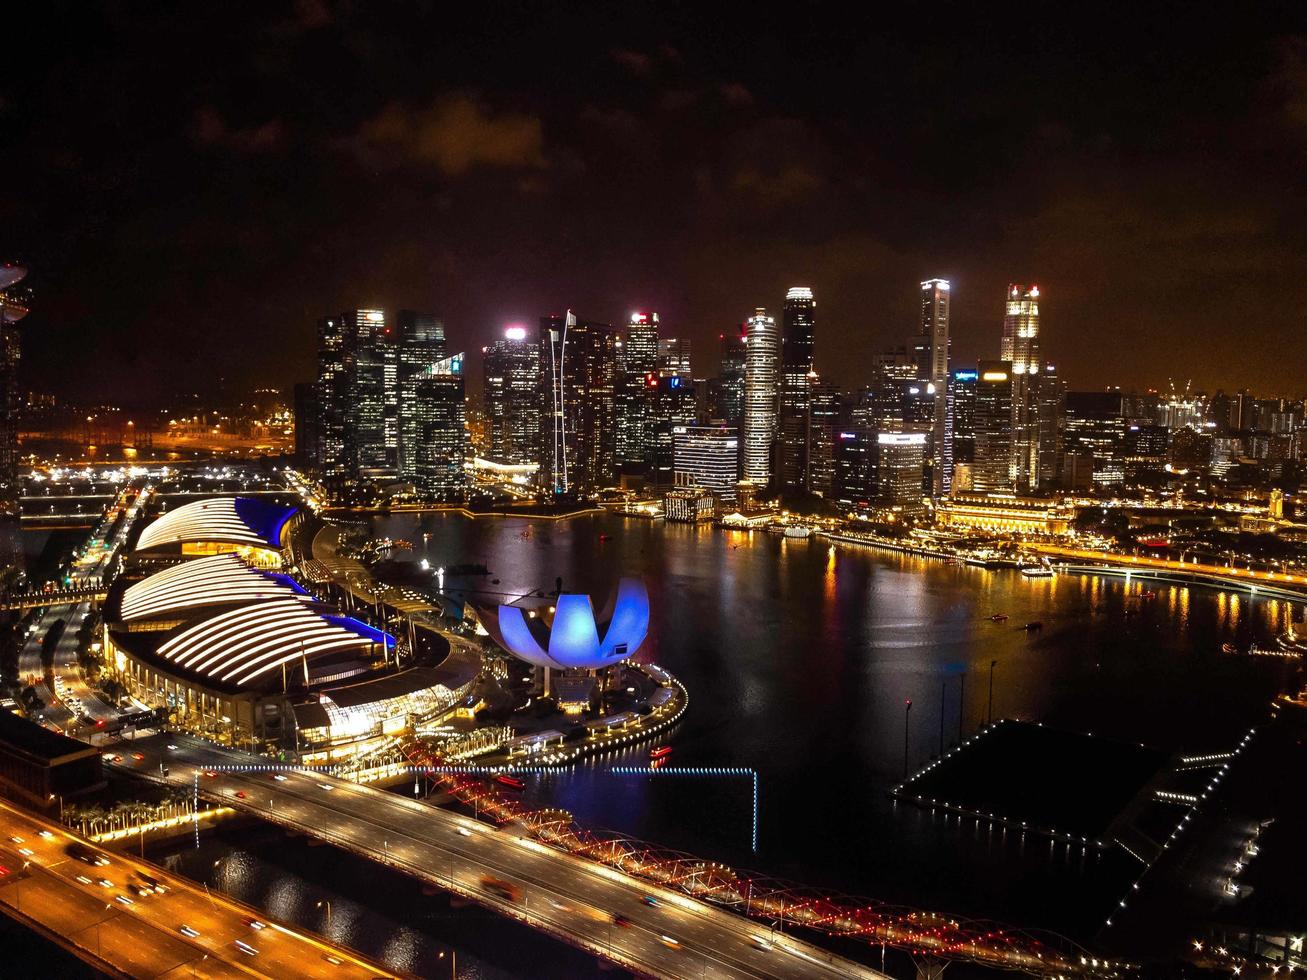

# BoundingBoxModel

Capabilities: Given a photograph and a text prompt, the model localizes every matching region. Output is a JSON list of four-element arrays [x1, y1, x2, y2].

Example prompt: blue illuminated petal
[[547, 595, 602, 667], [498, 605, 552, 667], [598, 578, 649, 660]]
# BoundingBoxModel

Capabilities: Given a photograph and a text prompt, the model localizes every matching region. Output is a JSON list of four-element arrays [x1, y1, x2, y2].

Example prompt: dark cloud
[[351, 96, 547, 175]]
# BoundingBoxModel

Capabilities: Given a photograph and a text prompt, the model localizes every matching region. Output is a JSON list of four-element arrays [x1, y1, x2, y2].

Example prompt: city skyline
[[6, 5, 1307, 402]]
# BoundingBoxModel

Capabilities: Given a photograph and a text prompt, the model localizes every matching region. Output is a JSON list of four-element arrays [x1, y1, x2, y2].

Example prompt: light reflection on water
[[369, 512, 1301, 937]]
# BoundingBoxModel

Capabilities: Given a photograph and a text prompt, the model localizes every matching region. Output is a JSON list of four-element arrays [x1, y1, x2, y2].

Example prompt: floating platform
[[893, 720, 1169, 849]]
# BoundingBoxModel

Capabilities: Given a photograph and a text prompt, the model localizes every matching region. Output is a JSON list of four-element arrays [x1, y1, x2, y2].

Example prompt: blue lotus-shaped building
[[484, 578, 649, 670]]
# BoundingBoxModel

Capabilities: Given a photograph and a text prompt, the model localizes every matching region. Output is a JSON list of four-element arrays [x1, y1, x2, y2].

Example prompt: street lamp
[[317, 899, 333, 933]]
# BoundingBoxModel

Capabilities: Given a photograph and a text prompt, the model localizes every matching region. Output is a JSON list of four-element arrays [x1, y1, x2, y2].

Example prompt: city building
[[936, 492, 1073, 535], [656, 334, 692, 379], [877, 431, 927, 512], [394, 310, 447, 478], [948, 367, 979, 484], [741, 308, 779, 488], [916, 279, 951, 494], [672, 424, 739, 504], [293, 381, 319, 468], [0, 264, 30, 523], [664, 484, 717, 523], [834, 427, 877, 511], [407, 353, 468, 500], [314, 309, 391, 483], [777, 287, 816, 490], [1000, 284, 1043, 490], [482, 325, 541, 466], [1063, 390, 1125, 487], [970, 360, 1015, 492], [807, 376, 841, 496], [615, 312, 659, 474], [716, 327, 747, 431], [539, 312, 618, 497], [649, 375, 697, 488], [108, 499, 476, 757]]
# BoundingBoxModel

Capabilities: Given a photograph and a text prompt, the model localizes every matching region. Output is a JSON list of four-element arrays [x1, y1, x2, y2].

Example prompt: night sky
[[3, 2, 1305, 404]]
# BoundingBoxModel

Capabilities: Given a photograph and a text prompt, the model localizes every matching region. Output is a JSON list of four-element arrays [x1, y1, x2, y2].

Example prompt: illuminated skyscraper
[[917, 279, 951, 494], [972, 360, 1014, 492], [716, 327, 747, 432], [806, 376, 841, 496], [615, 312, 659, 471], [650, 375, 697, 488], [741, 309, 779, 486], [314, 308, 390, 483], [0, 264, 29, 520], [1001, 284, 1041, 490], [539, 312, 617, 496], [778, 287, 816, 489], [656, 335, 692, 379], [407, 353, 468, 500], [482, 325, 540, 466], [395, 310, 446, 478]]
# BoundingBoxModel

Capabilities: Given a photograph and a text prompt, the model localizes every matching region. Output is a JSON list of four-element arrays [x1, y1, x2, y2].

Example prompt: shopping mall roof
[[118, 553, 308, 622], [135, 496, 297, 552], [156, 598, 393, 689]]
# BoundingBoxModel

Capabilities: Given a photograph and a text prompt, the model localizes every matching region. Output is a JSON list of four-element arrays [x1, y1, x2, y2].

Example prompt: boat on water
[[494, 774, 525, 790], [1019, 566, 1054, 578], [1141, 590, 1158, 599], [989, 613, 1008, 622], [1222, 642, 1238, 654], [650, 746, 673, 760], [1021, 621, 1044, 631], [782, 526, 812, 539]]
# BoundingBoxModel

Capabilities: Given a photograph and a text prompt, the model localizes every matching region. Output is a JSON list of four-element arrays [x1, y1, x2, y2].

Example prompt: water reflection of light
[[824, 545, 837, 605], [380, 925, 425, 972]]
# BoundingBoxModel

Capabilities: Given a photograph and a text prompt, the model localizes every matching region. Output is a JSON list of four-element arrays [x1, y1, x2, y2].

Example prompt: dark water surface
[[371, 512, 1297, 939]]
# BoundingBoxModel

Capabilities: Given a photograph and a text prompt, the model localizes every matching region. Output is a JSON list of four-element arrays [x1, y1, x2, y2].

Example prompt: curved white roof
[[157, 599, 390, 689], [119, 554, 308, 622], [135, 497, 296, 553]]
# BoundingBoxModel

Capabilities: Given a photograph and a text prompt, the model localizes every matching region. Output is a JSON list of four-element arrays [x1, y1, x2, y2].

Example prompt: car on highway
[[613, 914, 632, 928], [659, 935, 681, 949], [131, 752, 145, 761], [245, 918, 266, 930], [179, 925, 200, 938], [479, 875, 521, 902], [234, 790, 247, 799], [456, 827, 471, 837], [67, 842, 110, 866], [234, 940, 259, 956], [642, 894, 659, 907]]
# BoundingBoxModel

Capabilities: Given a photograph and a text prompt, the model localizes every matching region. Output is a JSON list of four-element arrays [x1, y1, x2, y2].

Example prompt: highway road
[[0, 796, 398, 979], [119, 734, 888, 980], [18, 486, 149, 739]]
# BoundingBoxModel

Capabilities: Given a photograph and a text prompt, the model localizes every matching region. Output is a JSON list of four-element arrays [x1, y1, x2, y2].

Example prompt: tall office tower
[[971, 360, 1015, 492], [314, 312, 354, 480], [717, 327, 747, 431], [806, 377, 841, 496], [777, 287, 816, 489], [877, 431, 928, 512], [615, 311, 659, 471], [650, 376, 697, 488], [673, 424, 739, 504], [916, 279, 952, 494], [406, 353, 467, 500], [657, 335, 692, 379], [1159, 382, 1205, 431], [539, 312, 617, 496], [869, 347, 917, 426], [1063, 391, 1126, 487], [1032, 363, 1066, 489], [1000, 284, 1042, 490], [481, 325, 541, 466], [946, 368, 978, 490], [834, 427, 878, 511], [394, 310, 447, 478], [293, 382, 319, 468], [0, 265, 30, 521], [740, 308, 780, 486]]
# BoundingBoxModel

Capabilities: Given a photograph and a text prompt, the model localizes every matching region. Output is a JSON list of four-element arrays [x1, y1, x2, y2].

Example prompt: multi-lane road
[[18, 486, 148, 737], [0, 796, 398, 978], [118, 734, 888, 980]]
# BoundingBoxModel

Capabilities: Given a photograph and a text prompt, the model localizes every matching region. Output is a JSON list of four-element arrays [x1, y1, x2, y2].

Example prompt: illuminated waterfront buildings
[[716, 327, 747, 433], [650, 375, 697, 488], [877, 431, 927, 512], [407, 353, 468, 500], [778, 287, 816, 489], [1063, 390, 1126, 488], [1001, 284, 1042, 490], [482, 325, 540, 466], [0, 264, 30, 520], [741, 308, 779, 487], [807, 376, 841, 496], [395, 310, 447, 477], [971, 360, 1015, 492], [313, 309, 390, 483]]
